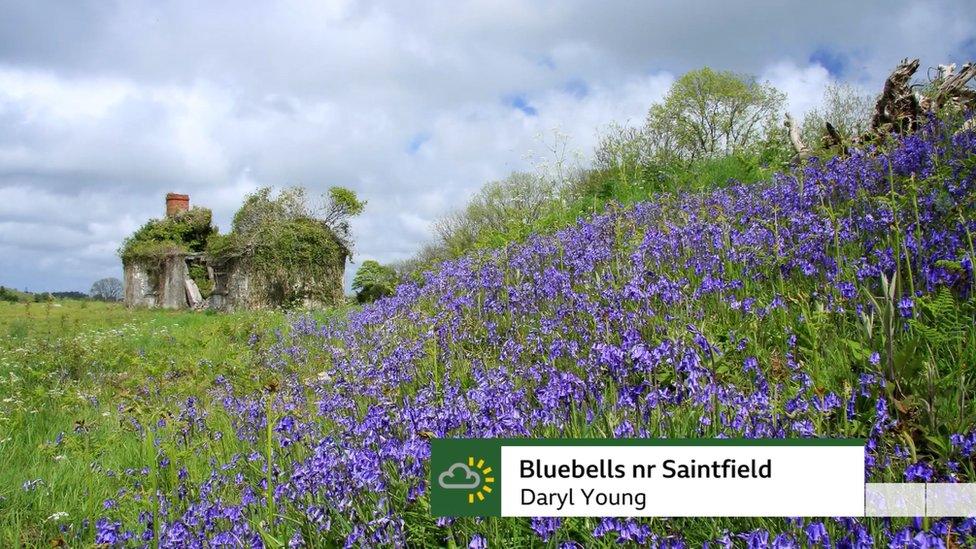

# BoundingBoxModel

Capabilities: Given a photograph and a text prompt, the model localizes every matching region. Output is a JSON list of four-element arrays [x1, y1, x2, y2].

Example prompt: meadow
[[0, 300, 290, 545], [2, 119, 975, 547]]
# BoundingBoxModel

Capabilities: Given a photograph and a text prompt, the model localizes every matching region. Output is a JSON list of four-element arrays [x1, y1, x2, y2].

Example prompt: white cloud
[[0, 0, 973, 291], [762, 62, 833, 118]]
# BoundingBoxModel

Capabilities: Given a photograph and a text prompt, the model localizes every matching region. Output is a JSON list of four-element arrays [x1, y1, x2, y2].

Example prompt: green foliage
[[119, 207, 215, 262], [0, 286, 22, 303], [648, 67, 785, 160], [352, 260, 398, 303], [231, 187, 309, 237], [188, 264, 213, 298], [213, 186, 353, 307], [51, 291, 88, 300], [800, 82, 875, 150], [249, 217, 346, 306], [202, 233, 241, 264], [321, 186, 367, 253], [325, 186, 366, 218], [433, 172, 557, 257]]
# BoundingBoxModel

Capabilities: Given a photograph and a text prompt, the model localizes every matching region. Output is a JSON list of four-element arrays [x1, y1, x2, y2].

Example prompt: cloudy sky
[[1, 1, 974, 292]]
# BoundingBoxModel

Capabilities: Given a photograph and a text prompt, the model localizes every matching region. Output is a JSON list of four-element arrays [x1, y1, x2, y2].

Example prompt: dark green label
[[430, 438, 502, 517]]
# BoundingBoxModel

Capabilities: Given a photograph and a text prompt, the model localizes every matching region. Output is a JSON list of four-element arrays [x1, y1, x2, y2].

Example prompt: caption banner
[[430, 439, 865, 517]]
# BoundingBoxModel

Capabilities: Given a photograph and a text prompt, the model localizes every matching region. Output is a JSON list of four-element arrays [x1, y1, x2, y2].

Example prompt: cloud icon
[[438, 462, 481, 489]]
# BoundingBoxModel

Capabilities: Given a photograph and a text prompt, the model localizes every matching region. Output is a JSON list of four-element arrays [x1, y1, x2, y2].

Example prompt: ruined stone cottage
[[122, 192, 348, 311]]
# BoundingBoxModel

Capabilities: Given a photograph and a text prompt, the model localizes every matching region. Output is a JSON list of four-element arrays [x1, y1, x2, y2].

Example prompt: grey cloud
[[0, 1, 973, 291]]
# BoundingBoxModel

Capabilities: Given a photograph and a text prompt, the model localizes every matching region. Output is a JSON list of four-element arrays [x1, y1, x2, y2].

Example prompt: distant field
[[1, 300, 186, 344]]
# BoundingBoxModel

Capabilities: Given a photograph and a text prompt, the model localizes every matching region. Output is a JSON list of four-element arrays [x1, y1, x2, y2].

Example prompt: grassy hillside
[[3, 119, 972, 546]]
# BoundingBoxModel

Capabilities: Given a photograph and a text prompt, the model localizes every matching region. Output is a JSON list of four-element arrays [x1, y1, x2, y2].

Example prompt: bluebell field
[[82, 119, 976, 547]]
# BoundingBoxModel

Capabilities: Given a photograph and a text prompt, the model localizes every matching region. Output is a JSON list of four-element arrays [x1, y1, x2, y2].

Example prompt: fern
[[909, 287, 966, 348]]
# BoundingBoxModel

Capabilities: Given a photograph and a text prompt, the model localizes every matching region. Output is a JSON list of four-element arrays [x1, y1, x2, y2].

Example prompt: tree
[[231, 186, 366, 254], [647, 67, 785, 160], [0, 286, 18, 303], [232, 187, 310, 238], [321, 186, 367, 253], [352, 260, 398, 303], [800, 82, 875, 149], [433, 171, 556, 257], [90, 277, 123, 301]]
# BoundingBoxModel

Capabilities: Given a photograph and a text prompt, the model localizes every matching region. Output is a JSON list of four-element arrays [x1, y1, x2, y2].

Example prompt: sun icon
[[466, 456, 495, 504]]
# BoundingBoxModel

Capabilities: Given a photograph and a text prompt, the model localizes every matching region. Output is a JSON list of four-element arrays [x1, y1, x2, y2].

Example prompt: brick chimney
[[165, 193, 190, 217]]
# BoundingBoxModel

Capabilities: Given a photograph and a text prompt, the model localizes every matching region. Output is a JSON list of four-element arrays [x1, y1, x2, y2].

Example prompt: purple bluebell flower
[[898, 296, 914, 318]]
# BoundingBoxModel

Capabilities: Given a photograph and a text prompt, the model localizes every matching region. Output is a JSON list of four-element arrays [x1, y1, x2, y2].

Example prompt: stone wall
[[207, 258, 260, 312], [123, 255, 197, 310], [124, 252, 346, 311], [123, 262, 157, 308]]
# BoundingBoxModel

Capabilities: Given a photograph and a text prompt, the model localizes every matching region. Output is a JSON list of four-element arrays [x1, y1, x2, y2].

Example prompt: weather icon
[[438, 456, 495, 503]]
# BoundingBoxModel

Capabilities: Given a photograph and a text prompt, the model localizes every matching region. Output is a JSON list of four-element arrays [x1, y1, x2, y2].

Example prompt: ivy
[[120, 186, 360, 309], [119, 208, 215, 263]]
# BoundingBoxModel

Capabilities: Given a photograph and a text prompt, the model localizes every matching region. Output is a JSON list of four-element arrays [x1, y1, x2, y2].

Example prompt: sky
[[1, 1, 974, 293]]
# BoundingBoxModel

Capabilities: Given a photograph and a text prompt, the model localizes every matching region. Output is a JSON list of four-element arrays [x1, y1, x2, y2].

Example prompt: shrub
[[352, 260, 398, 303], [432, 171, 559, 258], [119, 207, 215, 263], [187, 264, 213, 298], [213, 187, 360, 307], [0, 286, 19, 303]]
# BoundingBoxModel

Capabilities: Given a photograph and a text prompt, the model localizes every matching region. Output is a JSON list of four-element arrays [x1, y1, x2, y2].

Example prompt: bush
[[250, 218, 346, 305], [119, 207, 215, 262], [213, 187, 358, 307], [0, 286, 19, 303], [187, 264, 213, 298], [432, 171, 559, 258], [352, 260, 398, 303]]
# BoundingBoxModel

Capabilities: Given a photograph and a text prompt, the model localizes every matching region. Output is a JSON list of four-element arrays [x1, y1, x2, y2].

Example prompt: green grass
[[2, 129, 973, 545], [425, 149, 789, 274], [0, 300, 293, 545]]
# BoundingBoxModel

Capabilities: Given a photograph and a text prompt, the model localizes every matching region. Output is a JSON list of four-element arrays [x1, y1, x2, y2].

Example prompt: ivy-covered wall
[[120, 200, 348, 311]]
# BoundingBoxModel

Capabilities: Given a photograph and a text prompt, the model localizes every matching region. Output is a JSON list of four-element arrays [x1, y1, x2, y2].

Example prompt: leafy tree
[[433, 172, 555, 257], [321, 186, 367, 253], [801, 82, 875, 149], [647, 67, 785, 160], [231, 186, 365, 254], [232, 187, 309, 238], [0, 286, 19, 303], [352, 260, 398, 303], [90, 277, 123, 301]]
